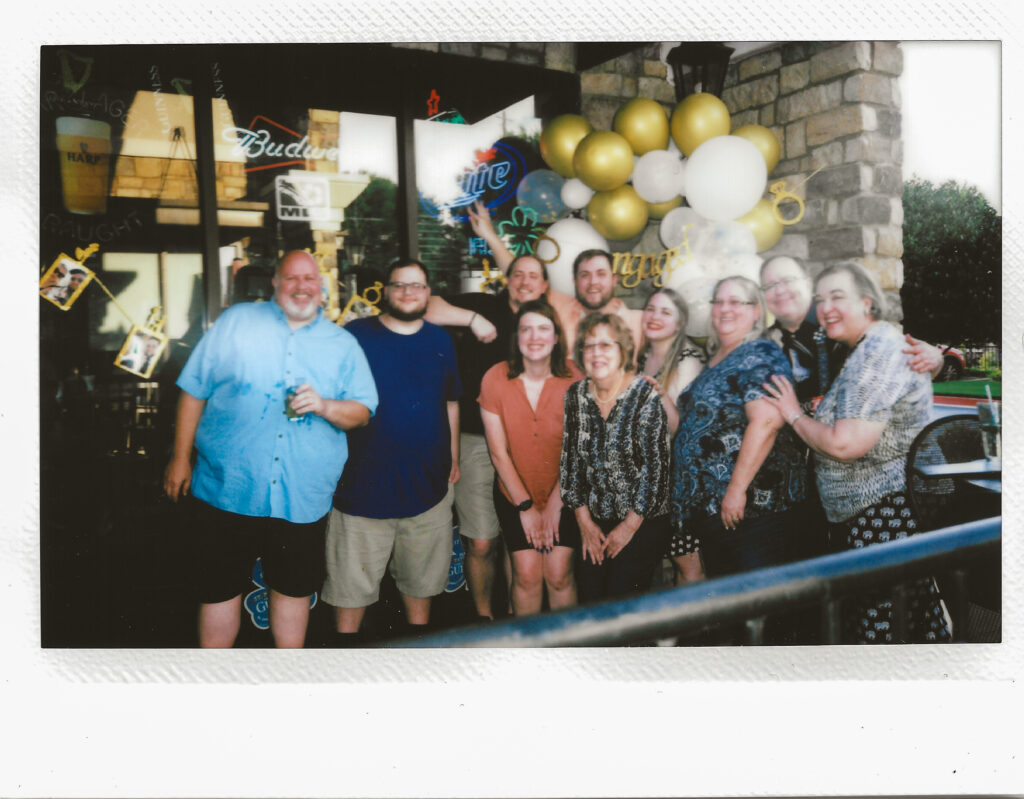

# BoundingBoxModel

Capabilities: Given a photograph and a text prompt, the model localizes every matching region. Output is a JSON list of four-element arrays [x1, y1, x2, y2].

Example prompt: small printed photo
[[114, 326, 168, 378], [39, 254, 94, 311]]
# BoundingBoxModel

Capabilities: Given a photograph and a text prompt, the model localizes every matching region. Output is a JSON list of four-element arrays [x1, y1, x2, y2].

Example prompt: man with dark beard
[[322, 259, 462, 643], [164, 250, 378, 648]]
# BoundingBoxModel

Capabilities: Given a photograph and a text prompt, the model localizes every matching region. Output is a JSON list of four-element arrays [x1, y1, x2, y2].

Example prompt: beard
[[278, 293, 319, 322], [384, 299, 427, 322], [578, 291, 612, 311]]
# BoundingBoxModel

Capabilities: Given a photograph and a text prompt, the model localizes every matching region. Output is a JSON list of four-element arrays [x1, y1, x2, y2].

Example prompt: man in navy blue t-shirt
[[323, 259, 462, 641]]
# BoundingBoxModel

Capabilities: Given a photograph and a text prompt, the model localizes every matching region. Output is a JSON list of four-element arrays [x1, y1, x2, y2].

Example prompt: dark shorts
[[492, 482, 581, 553], [189, 496, 328, 603]]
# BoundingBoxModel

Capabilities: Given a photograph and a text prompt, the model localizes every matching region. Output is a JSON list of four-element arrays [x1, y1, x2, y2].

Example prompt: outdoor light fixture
[[665, 42, 735, 101]]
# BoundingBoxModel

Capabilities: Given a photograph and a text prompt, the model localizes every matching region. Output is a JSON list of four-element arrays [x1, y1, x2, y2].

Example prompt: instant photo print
[[39, 253, 94, 311], [114, 326, 168, 379]]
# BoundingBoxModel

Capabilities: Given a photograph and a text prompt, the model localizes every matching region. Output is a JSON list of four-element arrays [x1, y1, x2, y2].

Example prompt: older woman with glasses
[[760, 255, 943, 413], [560, 312, 671, 603], [670, 276, 806, 581], [762, 262, 951, 644]]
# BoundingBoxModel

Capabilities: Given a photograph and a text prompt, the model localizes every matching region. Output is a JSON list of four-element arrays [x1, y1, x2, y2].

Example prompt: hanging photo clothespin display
[[337, 281, 383, 326], [478, 257, 507, 293], [39, 242, 99, 311], [115, 306, 169, 379]]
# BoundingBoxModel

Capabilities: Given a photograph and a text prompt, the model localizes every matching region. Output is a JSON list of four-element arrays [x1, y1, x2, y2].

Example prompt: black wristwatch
[[515, 498, 533, 512]]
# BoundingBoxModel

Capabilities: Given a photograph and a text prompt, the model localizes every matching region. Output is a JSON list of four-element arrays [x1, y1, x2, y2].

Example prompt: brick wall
[[723, 41, 906, 318], [111, 158, 246, 202]]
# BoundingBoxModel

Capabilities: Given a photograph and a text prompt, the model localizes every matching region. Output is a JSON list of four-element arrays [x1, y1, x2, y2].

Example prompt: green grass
[[933, 379, 1001, 398]]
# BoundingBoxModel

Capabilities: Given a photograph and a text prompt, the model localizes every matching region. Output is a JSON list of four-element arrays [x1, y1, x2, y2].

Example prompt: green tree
[[342, 175, 400, 286], [343, 175, 472, 294], [900, 178, 1001, 345]]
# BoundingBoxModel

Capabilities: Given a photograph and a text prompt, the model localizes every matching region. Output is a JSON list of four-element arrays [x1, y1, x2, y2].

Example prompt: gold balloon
[[732, 124, 781, 174], [573, 130, 635, 192], [670, 93, 731, 156], [613, 97, 670, 156], [540, 114, 594, 178], [586, 184, 649, 241], [737, 198, 784, 252], [646, 195, 683, 220]]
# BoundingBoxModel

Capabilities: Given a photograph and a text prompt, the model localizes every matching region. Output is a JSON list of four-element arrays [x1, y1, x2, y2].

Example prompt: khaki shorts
[[322, 485, 455, 607], [453, 432, 500, 541]]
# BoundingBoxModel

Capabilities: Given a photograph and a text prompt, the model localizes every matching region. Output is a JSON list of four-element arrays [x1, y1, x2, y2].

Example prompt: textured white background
[[2, 1, 1021, 795]]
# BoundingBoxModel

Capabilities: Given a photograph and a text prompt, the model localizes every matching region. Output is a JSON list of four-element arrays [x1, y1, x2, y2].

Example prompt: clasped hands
[[579, 515, 640, 565], [521, 502, 561, 553]]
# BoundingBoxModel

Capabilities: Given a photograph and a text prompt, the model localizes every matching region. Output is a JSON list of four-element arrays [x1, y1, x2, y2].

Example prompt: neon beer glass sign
[[420, 141, 526, 223]]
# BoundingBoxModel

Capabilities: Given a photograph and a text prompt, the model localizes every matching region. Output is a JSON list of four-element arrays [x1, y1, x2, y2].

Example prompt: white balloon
[[675, 277, 718, 338], [561, 178, 594, 210], [721, 252, 764, 283], [535, 217, 609, 295], [632, 149, 686, 204], [660, 253, 706, 291], [706, 220, 758, 259], [684, 135, 768, 222], [660, 206, 711, 250]]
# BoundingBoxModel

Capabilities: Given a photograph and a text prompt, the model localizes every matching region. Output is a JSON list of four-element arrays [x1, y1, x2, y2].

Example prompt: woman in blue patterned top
[[560, 313, 671, 603], [763, 262, 951, 644], [670, 276, 806, 579]]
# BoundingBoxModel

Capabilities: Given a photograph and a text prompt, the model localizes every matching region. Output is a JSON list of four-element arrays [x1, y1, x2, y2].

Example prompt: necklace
[[591, 371, 628, 405]]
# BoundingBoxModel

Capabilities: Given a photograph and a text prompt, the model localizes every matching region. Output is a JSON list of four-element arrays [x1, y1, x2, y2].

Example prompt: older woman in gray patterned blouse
[[560, 312, 671, 603], [762, 262, 951, 644]]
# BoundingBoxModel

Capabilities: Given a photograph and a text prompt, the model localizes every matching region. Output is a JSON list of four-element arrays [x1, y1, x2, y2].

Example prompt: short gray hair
[[815, 261, 886, 320]]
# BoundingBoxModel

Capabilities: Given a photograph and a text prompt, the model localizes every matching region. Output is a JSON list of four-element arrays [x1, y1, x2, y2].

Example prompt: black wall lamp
[[665, 42, 735, 101]]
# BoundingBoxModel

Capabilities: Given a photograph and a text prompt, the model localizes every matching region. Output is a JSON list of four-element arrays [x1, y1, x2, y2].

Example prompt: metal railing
[[387, 516, 1000, 647]]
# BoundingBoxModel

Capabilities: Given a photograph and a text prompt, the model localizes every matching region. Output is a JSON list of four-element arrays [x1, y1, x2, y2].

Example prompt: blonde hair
[[705, 275, 768, 355]]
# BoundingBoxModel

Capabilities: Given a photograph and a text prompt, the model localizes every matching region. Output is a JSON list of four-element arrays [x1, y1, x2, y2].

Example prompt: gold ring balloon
[[586, 185, 649, 241], [533, 233, 561, 265], [613, 97, 670, 156], [573, 130, 635, 192], [540, 114, 594, 178], [737, 198, 784, 252], [731, 124, 782, 174], [768, 180, 805, 225], [670, 93, 731, 156]]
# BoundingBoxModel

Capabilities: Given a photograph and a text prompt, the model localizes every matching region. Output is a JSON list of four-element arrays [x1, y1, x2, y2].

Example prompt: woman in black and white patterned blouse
[[559, 312, 670, 603]]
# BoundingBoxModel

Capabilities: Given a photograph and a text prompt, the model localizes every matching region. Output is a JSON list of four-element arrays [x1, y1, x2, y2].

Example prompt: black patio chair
[[906, 413, 1001, 641]]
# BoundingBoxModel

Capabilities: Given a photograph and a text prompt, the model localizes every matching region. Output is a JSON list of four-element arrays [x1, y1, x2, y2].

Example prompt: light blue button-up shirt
[[177, 301, 378, 523]]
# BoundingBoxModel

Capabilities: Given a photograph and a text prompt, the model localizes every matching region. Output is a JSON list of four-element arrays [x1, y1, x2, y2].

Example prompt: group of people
[[163, 201, 953, 648]]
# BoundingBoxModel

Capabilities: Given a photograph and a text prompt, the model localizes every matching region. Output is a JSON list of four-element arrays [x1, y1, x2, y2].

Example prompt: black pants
[[695, 508, 811, 644], [573, 512, 671, 604], [695, 508, 799, 578]]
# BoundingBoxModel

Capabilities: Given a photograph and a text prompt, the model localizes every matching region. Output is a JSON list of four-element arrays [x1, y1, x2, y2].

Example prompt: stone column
[[725, 41, 905, 318]]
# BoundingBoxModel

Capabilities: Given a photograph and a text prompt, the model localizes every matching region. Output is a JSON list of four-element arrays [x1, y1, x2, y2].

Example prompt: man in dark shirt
[[761, 255, 943, 411], [425, 252, 550, 619]]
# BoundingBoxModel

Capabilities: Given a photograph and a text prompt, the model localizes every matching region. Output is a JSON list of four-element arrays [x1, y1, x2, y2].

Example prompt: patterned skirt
[[831, 491, 952, 644]]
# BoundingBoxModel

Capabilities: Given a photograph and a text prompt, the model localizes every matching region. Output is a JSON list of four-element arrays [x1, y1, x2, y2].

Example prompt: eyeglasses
[[387, 281, 428, 293], [582, 340, 617, 354], [760, 276, 806, 293], [709, 299, 757, 308]]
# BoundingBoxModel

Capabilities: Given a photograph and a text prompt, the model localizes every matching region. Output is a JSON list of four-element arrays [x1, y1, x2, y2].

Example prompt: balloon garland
[[509, 92, 823, 335]]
